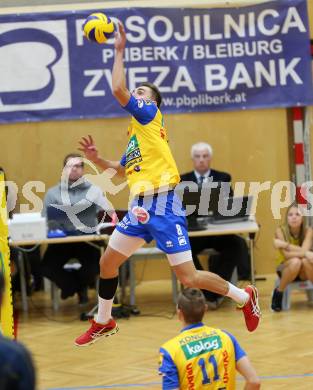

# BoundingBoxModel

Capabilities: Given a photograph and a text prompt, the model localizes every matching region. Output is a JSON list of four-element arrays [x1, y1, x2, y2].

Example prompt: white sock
[[96, 296, 113, 324], [226, 283, 249, 305]]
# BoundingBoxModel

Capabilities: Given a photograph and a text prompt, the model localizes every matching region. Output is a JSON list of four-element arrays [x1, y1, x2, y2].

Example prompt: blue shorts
[[115, 191, 191, 254]]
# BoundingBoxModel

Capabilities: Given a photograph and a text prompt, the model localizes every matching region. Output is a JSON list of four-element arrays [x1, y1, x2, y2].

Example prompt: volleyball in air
[[83, 13, 115, 44]]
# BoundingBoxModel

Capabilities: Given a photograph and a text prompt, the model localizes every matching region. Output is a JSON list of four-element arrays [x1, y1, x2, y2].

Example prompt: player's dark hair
[[63, 153, 84, 168], [0, 271, 4, 303], [177, 288, 206, 324], [140, 82, 162, 108]]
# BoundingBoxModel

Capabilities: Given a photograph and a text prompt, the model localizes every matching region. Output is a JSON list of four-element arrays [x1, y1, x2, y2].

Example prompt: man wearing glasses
[[41, 153, 111, 305]]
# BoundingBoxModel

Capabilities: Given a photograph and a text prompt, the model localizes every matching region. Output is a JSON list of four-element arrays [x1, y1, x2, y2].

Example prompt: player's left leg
[[74, 244, 128, 347], [170, 256, 261, 332], [75, 229, 147, 347]]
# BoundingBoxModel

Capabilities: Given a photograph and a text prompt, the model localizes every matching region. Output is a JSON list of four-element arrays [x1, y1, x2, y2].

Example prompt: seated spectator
[[272, 202, 313, 311], [41, 153, 112, 304], [180, 142, 251, 308], [159, 288, 260, 390], [0, 271, 36, 390]]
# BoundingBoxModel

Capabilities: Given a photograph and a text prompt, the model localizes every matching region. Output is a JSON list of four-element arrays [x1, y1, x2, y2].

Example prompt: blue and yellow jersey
[[120, 95, 180, 196], [159, 323, 246, 390]]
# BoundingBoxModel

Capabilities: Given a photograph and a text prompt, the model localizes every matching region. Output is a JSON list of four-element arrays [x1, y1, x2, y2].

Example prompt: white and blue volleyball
[[83, 13, 115, 44]]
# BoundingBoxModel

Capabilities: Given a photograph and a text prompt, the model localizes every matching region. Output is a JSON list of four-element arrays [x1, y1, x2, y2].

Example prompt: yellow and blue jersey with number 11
[[120, 95, 180, 196], [159, 323, 246, 390]]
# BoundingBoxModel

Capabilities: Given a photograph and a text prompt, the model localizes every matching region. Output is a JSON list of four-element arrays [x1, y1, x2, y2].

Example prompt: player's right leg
[[75, 230, 145, 346], [150, 190, 261, 332]]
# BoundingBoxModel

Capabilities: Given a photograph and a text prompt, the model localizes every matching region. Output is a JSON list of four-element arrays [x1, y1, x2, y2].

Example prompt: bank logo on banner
[[0, 20, 71, 112]]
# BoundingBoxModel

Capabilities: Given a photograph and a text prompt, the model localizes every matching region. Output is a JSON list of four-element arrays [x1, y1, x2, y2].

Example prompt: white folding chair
[[274, 278, 313, 310]]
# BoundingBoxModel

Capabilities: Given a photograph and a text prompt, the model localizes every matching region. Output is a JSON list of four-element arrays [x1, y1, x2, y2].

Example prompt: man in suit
[[180, 142, 251, 308]]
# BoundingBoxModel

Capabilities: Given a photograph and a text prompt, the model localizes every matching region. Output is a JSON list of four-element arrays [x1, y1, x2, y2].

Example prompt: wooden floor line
[[46, 373, 313, 390], [235, 373, 313, 381], [257, 373, 313, 380], [46, 382, 162, 390]]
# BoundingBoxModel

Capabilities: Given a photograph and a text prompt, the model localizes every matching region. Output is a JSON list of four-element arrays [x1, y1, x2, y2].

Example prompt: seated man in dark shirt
[[0, 271, 36, 390], [180, 142, 251, 308]]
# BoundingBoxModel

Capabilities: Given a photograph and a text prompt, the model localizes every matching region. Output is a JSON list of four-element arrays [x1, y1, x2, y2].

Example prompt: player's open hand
[[114, 21, 126, 51], [78, 135, 99, 163]]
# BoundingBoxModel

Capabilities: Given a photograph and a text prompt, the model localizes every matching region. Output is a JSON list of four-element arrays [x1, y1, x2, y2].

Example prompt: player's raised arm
[[78, 135, 125, 177], [112, 22, 131, 106]]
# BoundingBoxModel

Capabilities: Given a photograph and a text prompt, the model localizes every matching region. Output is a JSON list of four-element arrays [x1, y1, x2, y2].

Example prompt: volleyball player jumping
[[75, 23, 260, 347]]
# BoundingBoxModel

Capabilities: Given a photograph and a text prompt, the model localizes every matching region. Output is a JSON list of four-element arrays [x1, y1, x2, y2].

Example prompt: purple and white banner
[[0, 0, 312, 123]]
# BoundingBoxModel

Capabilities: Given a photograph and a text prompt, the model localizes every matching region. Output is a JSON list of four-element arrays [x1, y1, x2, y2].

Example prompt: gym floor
[[17, 274, 313, 390]]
